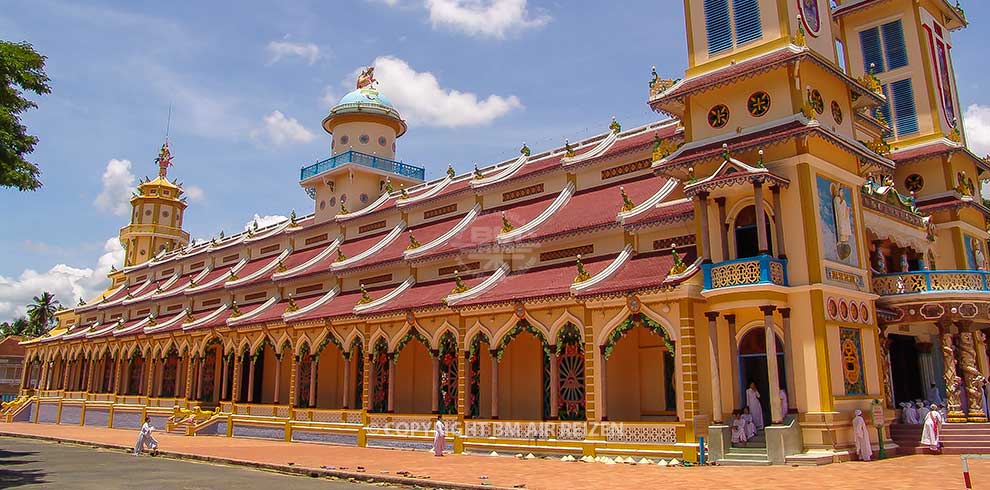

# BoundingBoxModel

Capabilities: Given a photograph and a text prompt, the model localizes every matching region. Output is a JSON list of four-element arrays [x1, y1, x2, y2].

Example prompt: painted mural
[[817, 175, 859, 267], [965, 235, 988, 271], [839, 327, 866, 395]]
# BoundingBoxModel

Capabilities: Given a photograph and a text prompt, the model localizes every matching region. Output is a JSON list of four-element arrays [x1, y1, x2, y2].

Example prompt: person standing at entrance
[[432, 415, 445, 457], [927, 383, 943, 404], [852, 409, 872, 461], [920, 404, 943, 453], [746, 382, 764, 430]]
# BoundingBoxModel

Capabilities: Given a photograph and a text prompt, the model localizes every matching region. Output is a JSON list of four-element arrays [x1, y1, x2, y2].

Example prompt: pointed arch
[[463, 319, 493, 352], [274, 332, 293, 355], [431, 320, 459, 351], [343, 329, 364, 354], [548, 309, 584, 345], [596, 303, 679, 347], [492, 314, 549, 351], [368, 327, 390, 354]]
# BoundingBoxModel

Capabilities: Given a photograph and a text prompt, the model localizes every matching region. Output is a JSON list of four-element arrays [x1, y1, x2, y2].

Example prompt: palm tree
[[25, 292, 59, 337]]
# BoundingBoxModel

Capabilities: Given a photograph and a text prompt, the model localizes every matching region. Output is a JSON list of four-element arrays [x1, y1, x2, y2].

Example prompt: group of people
[[900, 398, 947, 453], [730, 382, 789, 445]]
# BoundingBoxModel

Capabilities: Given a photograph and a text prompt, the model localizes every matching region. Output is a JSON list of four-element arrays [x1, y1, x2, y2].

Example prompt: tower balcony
[[299, 150, 425, 182], [702, 254, 789, 290], [873, 270, 990, 297]]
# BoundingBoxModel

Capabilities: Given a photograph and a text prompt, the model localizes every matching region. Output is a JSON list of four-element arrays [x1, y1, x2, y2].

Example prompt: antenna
[[165, 103, 172, 142]]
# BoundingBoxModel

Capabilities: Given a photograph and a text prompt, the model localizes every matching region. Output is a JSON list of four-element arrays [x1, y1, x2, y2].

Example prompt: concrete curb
[[0, 431, 514, 490]]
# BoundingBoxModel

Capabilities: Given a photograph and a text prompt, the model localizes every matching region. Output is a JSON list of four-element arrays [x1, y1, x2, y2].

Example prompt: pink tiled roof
[[575, 250, 695, 298], [337, 214, 466, 271], [286, 290, 365, 323], [622, 200, 694, 230], [456, 255, 615, 307]]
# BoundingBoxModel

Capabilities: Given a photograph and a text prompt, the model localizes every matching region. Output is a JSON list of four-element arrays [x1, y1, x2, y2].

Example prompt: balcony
[[702, 255, 788, 290], [873, 270, 990, 296], [299, 150, 426, 182]]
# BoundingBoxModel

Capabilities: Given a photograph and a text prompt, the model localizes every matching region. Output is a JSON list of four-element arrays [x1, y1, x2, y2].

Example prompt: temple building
[[5, 0, 990, 464]]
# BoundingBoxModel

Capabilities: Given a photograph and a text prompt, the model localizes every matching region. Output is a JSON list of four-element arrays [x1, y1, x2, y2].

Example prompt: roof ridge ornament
[[609, 116, 621, 134], [383, 176, 393, 194], [669, 243, 687, 275], [451, 270, 468, 294], [620, 186, 636, 212], [289, 209, 299, 227], [473, 163, 484, 180], [285, 293, 299, 313], [356, 66, 376, 89], [358, 284, 372, 305], [501, 211, 514, 233], [793, 15, 807, 47], [573, 254, 591, 283], [155, 140, 174, 179], [335, 248, 347, 262], [564, 139, 576, 158], [407, 232, 422, 250], [520, 142, 531, 157], [447, 164, 456, 178]]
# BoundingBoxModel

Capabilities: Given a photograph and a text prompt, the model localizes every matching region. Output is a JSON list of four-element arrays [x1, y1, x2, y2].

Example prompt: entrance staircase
[[941, 423, 990, 455], [718, 431, 771, 465], [889, 424, 925, 455]]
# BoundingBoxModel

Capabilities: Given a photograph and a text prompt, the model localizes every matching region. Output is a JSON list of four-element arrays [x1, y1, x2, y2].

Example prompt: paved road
[[0, 436, 381, 490]]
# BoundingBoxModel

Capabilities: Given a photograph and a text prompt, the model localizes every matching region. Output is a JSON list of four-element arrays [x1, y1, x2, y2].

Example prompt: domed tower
[[301, 66, 425, 223], [119, 141, 191, 267]]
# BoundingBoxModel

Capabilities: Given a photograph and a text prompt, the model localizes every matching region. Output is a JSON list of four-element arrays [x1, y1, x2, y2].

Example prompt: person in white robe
[[133, 416, 159, 456], [852, 409, 872, 461], [741, 407, 757, 438], [916, 401, 929, 424], [920, 403, 943, 452], [902, 402, 919, 424], [745, 382, 764, 430], [432, 415, 446, 456], [779, 388, 789, 418], [731, 410, 748, 444]]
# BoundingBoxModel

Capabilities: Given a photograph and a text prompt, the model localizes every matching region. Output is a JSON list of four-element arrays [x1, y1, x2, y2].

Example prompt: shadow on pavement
[[0, 449, 47, 488]]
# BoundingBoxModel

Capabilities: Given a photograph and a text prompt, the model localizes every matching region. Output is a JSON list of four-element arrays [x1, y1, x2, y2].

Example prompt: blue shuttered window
[[889, 79, 919, 136], [881, 20, 908, 70], [878, 84, 893, 130], [705, 0, 733, 55], [732, 0, 762, 45], [859, 20, 908, 73]]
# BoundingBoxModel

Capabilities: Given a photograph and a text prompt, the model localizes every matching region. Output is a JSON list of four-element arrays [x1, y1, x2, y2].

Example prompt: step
[[942, 447, 990, 455], [941, 435, 990, 442], [718, 458, 771, 466], [785, 452, 835, 466], [728, 446, 768, 454]]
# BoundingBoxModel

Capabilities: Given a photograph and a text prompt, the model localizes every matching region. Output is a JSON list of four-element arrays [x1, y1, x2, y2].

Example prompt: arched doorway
[[733, 205, 774, 258], [393, 331, 433, 414], [555, 323, 586, 421], [603, 314, 677, 421], [370, 339, 389, 413], [495, 321, 548, 420], [315, 340, 345, 409], [438, 332, 459, 415], [738, 327, 786, 427], [349, 339, 364, 410], [467, 333, 492, 419]]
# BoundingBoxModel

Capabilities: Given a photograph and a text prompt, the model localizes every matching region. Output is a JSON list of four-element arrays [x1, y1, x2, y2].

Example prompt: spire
[[155, 140, 173, 179]]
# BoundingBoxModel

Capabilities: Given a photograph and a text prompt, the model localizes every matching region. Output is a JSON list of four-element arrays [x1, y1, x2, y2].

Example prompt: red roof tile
[[184, 308, 234, 332], [456, 255, 615, 307], [575, 251, 695, 298], [622, 200, 694, 229], [337, 214, 466, 271]]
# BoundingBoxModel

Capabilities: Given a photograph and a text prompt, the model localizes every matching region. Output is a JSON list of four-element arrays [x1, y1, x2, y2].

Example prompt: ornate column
[[549, 344, 560, 420], [386, 354, 395, 413], [753, 179, 769, 255], [19, 358, 29, 392], [958, 322, 987, 422], [697, 190, 712, 264], [431, 350, 440, 414], [220, 354, 230, 401], [940, 323, 966, 422], [175, 356, 184, 398], [705, 311, 723, 423], [342, 354, 351, 409], [196, 357, 205, 401], [779, 307, 795, 411], [290, 354, 299, 407], [184, 356, 193, 400], [273, 354, 282, 405], [460, 351, 471, 417], [232, 354, 242, 403], [599, 345, 609, 421], [878, 327, 895, 409], [114, 358, 122, 395], [309, 355, 319, 408], [490, 349, 500, 419], [247, 356, 256, 403], [761, 305, 782, 424], [725, 314, 739, 408], [715, 197, 729, 262], [770, 184, 786, 259]]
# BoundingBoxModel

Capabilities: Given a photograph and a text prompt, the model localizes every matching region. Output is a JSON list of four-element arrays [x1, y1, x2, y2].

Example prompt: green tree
[[25, 292, 59, 336], [0, 317, 29, 337], [0, 40, 51, 191]]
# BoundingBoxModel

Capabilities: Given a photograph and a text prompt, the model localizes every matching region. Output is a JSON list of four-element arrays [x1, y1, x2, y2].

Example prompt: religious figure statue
[[972, 237, 988, 271], [155, 141, 173, 179], [356, 66, 376, 89], [831, 183, 853, 260], [872, 248, 886, 274], [899, 253, 910, 273]]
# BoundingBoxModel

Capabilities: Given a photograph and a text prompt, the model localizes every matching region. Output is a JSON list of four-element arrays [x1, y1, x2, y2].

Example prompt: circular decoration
[[557, 329, 586, 420], [329, 196, 336, 208], [627, 295, 641, 314], [514, 302, 526, 318], [319, 200, 326, 210], [145, 210, 152, 216], [359, 134, 370, 144], [842, 337, 862, 385], [850, 302, 859, 321], [839, 299, 850, 320], [162, 210, 170, 218], [340, 135, 349, 145], [905, 174, 925, 193], [378, 136, 387, 147], [860, 303, 869, 323], [827, 297, 838, 319], [799, 0, 822, 36], [708, 104, 730, 128], [831, 101, 843, 124], [747, 91, 772, 117], [810, 89, 824, 114], [360, 193, 369, 203], [392, 142, 396, 152]]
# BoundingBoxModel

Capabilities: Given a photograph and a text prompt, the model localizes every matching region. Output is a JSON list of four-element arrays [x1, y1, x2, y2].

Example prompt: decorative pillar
[[753, 179, 769, 255], [715, 197, 729, 262], [386, 354, 395, 413], [705, 311, 723, 423], [113, 358, 122, 395], [490, 349, 499, 419], [196, 357, 205, 401], [220, 354, 230, 401], [309, 355, 319, 409], [175, 356, 184, 398], [184, 356, 193, 400], [19, 358, 29, 392], [761, 305, 782, 424], [550, 344, 560, 420], [958, 323, 987, 422], [61, 360, 69, 390], [878, 327, 895, 409], [679, 299, 700, 421], [779, 307, 795, 412], [940, 323, 966, 422], [697, 191, 712, 264], [461, 351, 471, 418], [431, 350, 440, 414], [274, 354, 282, 405], [154, 359, 163, 397], [290, 354, 299, 407], [232, 354, 242, 403], [247, 356, 256, 403], [770, 184, 786, 259], [342, 354, 351, 409], [599, 345, 608, 421]]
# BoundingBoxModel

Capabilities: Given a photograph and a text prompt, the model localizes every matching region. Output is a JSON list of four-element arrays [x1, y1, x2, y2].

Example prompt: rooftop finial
[[356, 66, 376, 89], [155, 140, 173, 179]]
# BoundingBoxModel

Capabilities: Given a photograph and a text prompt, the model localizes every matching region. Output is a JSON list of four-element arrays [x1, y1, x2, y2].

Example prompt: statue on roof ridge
[[520, 142, 531, 157], [356, 66, 376, 89], [155, 140, 174, 179]]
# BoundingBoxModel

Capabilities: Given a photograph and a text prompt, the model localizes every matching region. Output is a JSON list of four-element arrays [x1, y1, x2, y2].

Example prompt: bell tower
[[119, 141, 191, 267]]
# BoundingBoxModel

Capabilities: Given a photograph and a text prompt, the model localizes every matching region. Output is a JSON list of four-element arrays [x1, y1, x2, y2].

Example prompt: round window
[[810, 89, 824, 114], [340, 135, 349, 145], [360, 135, 370, 144], [162, 210, 170, 218], [360, 193, 369, 203], [831, 101, 843, 124], [320, 200, 326, 210], [747, 92, 771, 117], [708, 104, 730, 128], [329, 196, 337, 207], [905, 174, 925, 193], [378, 136, 387, 146], [145, 210, 152, 216]]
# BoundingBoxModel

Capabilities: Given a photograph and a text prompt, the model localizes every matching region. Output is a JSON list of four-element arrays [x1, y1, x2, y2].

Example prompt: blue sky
[[0, 0, 989, 320]]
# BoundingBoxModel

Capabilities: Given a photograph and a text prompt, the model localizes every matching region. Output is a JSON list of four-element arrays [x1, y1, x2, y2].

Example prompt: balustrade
[[872, 270, 990, 296], [702, 255, 788, 290]]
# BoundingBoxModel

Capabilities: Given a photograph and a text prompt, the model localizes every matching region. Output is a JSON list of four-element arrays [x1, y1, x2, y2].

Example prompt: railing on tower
[[299, 150, 425, 181], [872, 270, 990, 296], [702, 254, 788, 290]]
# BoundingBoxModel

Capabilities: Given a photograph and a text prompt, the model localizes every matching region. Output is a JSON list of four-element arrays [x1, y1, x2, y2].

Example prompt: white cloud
[[964, 104, 990, 157], [424, 0, 549, 39], [266, 40, 321, 65], [368, 56, 522, 127], [244, 214, 288, 231], [251, 110, 316, 146], [94, 159, 135, 216], [184, 185, 206, 202], [0, 237, 125, 322]]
